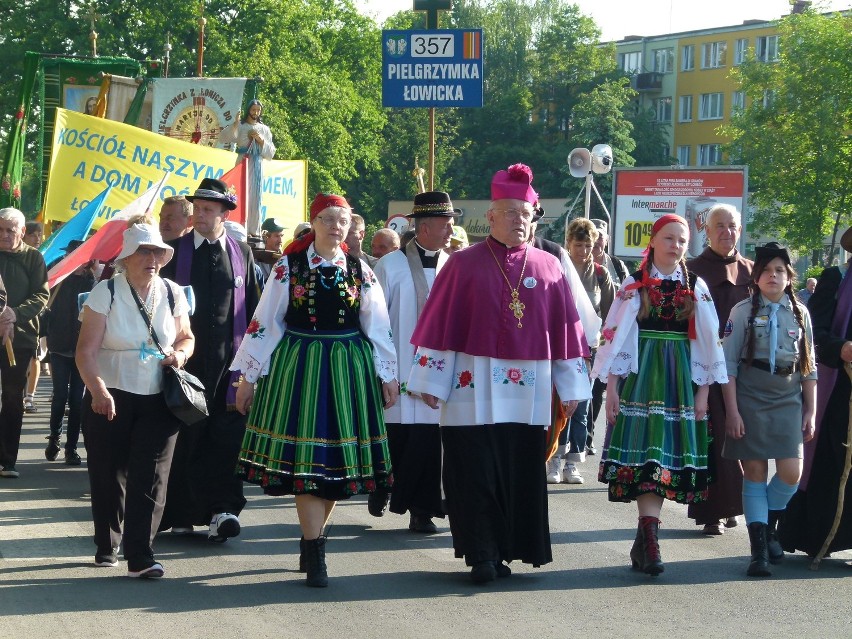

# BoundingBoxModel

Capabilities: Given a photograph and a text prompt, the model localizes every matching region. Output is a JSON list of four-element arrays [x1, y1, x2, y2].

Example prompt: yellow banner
[[44, 108, 307, 231]]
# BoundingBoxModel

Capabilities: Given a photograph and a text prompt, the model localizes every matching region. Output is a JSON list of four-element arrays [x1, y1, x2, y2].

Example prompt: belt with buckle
[[748, 360, 797, 376]]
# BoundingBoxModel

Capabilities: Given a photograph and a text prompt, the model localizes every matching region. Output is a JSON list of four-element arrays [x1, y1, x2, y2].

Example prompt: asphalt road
[[2, 387, 851, 638]]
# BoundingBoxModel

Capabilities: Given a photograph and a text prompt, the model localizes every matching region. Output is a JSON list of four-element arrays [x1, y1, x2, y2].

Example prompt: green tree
[[722, 10, 852, 265]]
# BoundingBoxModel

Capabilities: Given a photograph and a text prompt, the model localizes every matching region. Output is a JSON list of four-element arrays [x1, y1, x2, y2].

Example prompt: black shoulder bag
[[128, 279, 208, 425]]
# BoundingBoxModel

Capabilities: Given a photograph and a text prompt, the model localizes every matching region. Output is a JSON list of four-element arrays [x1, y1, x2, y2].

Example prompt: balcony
[[631, 72, 663, 92]]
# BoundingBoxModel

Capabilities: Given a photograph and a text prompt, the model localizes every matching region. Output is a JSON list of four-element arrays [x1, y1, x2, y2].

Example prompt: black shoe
[[45, 436, 61, 461], [585, 445, 597, 456], [94, 548, 119, 567], [767, 510, 785, 564], [409, 514, 438, 534], [747, 522, 772, 577], [367, 490, 390, 517], [470, 561, 497, 584], [127, 560, 164, 579], [64, 450, 82, 466], [493, 561, 512, 578], [304, 537, 328, 587]]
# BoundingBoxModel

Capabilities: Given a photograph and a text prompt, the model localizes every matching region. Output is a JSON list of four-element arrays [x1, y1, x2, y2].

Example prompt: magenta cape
[[411, 238, 590, 360]]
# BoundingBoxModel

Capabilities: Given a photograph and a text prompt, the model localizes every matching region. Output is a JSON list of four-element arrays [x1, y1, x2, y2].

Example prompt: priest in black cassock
[[159, 178, 260, 542]]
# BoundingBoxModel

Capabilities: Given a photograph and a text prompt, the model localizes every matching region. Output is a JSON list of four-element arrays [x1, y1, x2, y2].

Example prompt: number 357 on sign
[[623, 221, 653, 248]]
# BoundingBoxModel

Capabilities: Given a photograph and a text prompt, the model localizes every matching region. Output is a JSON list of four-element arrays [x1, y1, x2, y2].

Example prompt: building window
[[701, 41, 727, 69], [698, 144, 722, 166], [655, 97, 672, 123], [762, 89, 776, 108], [681, 45, 695, 71], [677, 145, 691, 166], [699, 92, 724, 120], [732, 91, 745, 113], [734, 38, 748, 65], [662, 144, 671, 161], [756, 35, 779, 62], [678, 95, 693, 122], [653, 48, 674, 73], [618, 51, 642, 74]]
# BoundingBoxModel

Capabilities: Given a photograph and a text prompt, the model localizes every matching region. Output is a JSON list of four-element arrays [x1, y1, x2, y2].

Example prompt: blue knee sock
[[742, 479, 769, 525], [766, 474, 799, 511]]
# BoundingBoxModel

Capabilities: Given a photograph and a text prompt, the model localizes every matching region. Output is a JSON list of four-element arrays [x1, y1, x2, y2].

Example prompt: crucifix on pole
[[83, 1, 100, 57], [412, 0, 452, 191]]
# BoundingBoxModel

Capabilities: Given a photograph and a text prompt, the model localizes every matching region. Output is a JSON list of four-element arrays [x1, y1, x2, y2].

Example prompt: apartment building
[[613, 15, 791, 166]]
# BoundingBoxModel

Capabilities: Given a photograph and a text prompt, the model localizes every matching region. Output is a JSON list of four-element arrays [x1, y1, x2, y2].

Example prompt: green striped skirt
[[237, 327, 393, 500], [598, 330, 711, 504]]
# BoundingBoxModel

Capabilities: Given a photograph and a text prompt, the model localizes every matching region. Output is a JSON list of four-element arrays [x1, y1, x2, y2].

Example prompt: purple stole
[[176, 232, 247, 405], [803, 267, 852, 490]]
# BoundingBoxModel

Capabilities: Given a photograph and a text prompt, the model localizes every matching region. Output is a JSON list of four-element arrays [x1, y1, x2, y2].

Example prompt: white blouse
[[591, 264, 728, 386], [230, 243, 398, 384], [82, 274, 189, 395]]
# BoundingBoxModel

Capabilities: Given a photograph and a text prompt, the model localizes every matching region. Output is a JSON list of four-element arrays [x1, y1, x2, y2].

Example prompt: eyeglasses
[[136, 247, 168, 258], [315, 215, 352, 228], [493, 208, 534, 222]]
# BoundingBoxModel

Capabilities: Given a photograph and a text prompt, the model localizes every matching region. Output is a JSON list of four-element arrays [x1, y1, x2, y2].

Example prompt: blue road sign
[[382, 29, 484, 108]]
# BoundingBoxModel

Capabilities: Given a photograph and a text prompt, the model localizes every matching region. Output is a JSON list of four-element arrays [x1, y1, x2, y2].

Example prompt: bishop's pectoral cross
[[413, 0, 452, 29], [509, 291, 525, 328]]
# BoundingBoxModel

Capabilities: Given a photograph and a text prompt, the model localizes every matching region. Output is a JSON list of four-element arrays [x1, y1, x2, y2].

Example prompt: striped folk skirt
[[598, 330, 711, 505], [237, 327, 393, 501]]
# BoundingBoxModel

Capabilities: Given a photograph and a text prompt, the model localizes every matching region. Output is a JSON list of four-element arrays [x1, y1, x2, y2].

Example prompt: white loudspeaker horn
[[568, 148, 591, 178], [591, 144, 613, 174]]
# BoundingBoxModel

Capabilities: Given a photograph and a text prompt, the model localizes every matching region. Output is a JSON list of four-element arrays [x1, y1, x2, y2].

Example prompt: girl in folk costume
[[720, 242, 816, 577], [592, 214, 727, 575], [231, 193, 399, 588]]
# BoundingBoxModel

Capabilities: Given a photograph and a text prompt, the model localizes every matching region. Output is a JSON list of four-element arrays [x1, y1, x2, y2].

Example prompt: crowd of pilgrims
[[10, 167, 852, 586]]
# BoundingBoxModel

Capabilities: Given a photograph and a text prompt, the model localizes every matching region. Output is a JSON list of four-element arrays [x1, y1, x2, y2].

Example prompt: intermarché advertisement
[[610, 167, 748, 261]]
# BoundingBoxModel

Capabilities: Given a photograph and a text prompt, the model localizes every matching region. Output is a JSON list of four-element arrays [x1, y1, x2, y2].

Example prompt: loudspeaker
[[591, 144, 614, 174], [568, 148, 591, 178]]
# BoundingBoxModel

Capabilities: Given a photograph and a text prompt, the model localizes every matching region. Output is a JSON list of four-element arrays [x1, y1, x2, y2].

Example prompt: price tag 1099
[[623, 221, 654, 248]]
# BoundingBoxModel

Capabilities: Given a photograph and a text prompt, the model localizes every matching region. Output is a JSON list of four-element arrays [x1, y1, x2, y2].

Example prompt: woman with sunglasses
[[77, 217, 194, 579]]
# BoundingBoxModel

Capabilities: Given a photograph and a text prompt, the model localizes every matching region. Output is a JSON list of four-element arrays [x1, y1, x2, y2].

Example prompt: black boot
[[304, 536, 328, 587], [367, 489, 390, 517], [44, 435, 61, 462], [766, 510, 785, 564], [629, 522, 644, 571], [637, 516, 664, 575], [298, 537, 306, 573], [747, 522, 772, 577]]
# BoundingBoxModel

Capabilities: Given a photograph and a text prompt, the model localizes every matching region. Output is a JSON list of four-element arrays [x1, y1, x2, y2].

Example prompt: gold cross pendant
[[509, 291, 525, 328]]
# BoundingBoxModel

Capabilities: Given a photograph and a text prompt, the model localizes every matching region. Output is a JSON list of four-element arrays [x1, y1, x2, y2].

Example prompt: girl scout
[[721, 242, 816, 577]]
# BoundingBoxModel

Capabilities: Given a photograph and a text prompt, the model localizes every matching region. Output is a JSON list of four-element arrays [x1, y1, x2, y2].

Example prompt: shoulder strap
[[107, 278, 115, 309], [127, 282, 167, 357], [164, 279, 175, 314]]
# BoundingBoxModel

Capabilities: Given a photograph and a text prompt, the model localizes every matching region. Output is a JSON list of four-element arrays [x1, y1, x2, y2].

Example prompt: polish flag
[[47, 173, 170, 288]]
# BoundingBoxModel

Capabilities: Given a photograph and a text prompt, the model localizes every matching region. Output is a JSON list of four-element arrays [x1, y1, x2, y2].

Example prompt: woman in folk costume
[[721, 242, 816, 576], [232, 193, 398, 588], [592, 214, 727, 575]]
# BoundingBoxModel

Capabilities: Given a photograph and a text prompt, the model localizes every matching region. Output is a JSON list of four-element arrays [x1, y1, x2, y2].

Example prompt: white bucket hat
[[224, 220, 248, 243], [116, 223, 174, 265]]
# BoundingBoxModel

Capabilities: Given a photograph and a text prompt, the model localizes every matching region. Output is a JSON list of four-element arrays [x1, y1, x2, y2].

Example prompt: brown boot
[[638, 515, 664, 575]]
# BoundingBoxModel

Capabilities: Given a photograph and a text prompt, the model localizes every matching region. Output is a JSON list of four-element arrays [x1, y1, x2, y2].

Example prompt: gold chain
[[486, 238, 529, 328]]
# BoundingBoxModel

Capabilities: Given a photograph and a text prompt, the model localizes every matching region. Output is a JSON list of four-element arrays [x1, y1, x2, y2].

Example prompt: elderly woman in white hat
[[76, 217, 195, 579]]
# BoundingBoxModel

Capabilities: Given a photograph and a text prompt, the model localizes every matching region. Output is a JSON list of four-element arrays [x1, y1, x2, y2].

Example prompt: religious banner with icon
[[152, 78, 250, 147]]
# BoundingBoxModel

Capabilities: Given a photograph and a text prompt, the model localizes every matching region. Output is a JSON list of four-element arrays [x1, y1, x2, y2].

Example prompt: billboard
[[611, 167, 748, 260], [382, 29, 484, 108]]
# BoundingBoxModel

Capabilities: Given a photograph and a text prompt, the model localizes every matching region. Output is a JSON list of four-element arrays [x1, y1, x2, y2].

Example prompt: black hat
[[531, 203, 546, 223], [62, 239, 84, 253], [754, 241, 791, 265], [408, 191, 460, 219], [186, 178, 238, 211]]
